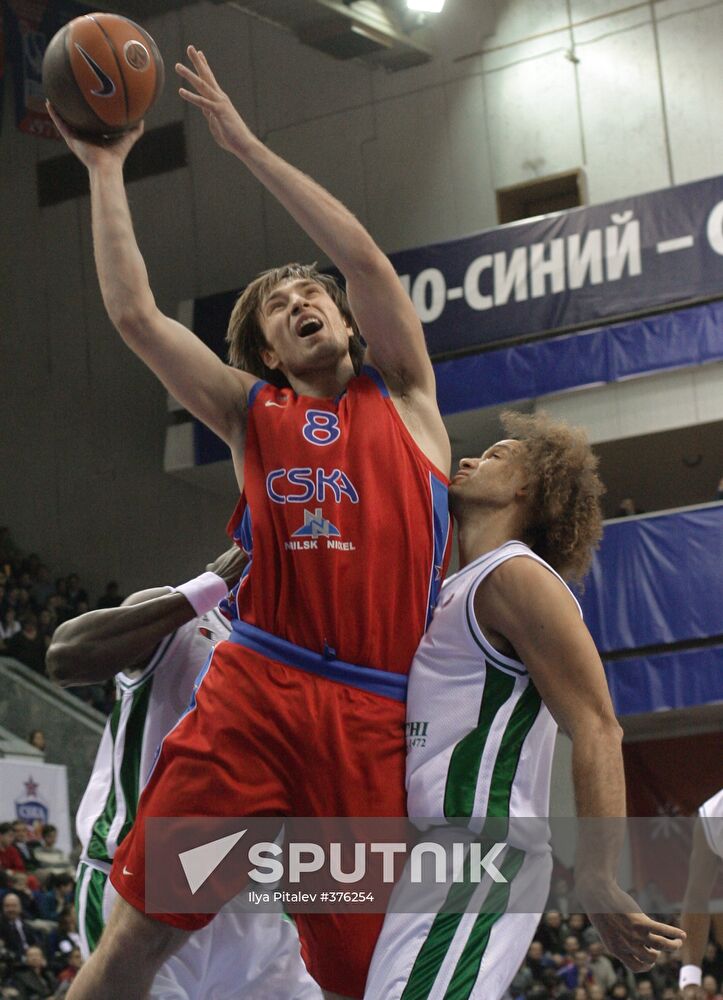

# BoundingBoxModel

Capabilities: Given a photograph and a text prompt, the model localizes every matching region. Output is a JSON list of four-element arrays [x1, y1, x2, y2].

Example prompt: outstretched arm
[[46, 547, 246, 685], [47, 105, 254, 449], [474, 557, 684, 971], [678, 819, 719, 1000], [176, 49, 440, 405]]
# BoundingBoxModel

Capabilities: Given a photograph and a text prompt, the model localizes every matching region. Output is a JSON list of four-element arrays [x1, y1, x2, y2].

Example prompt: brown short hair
[[226, 263, 365, 388], [501, 410, 604, 585]]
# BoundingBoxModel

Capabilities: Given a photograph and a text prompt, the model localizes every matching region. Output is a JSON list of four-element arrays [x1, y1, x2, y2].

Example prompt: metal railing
[[0, 657, 105, 819]]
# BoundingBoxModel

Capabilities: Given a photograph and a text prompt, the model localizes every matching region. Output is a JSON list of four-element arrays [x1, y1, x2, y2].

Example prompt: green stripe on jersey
[[117, 680, 153, 844], [77, 863, 108, 953], [401, 846, 525, 999], [86, 675, 154, 864], [86, 701, 122, 864], [443, 667, 515, 819], [486, 682, 541, 820], [442, 848, 525, 998]]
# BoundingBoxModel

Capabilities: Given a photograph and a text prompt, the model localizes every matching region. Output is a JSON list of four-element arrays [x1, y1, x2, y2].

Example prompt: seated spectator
[[31, 828, 71, 876], [527, 940, 555, 982], [0, 825, 25, 874], [0, 895, 43, 961], [646, 949, 679, 996], [562, 935, 581, 961], [540, 968, 564, 996], [28, 567, 54, 614], [588, 986, 606, 1000], [589, 938, 618, 993], [5, 617, 46, 675], [0, 609, 21, 642], [28, 732, 45, 755], [10, 945, 57, 999], [0, 944, 20, 999], [95, 581, 124, 609], [635, 979, 656, 999], [56, 945, 82, 985], [704, 941, 723, 983], [615, 497, 643, 517], [566, 913, 595, 944], [536, 909, 567, 954], [64, 575, 87, 613], [612, 984, 631, 1000], [36, 610, 56, 649], [10, 824, 36, 873], [51, 582, 71, 627], [6, 875, 40, 922], [36, 875, 73, 924], [558, 950, 593, 991], [703, 975, 723, 1000], [47, 907, 80, 971]]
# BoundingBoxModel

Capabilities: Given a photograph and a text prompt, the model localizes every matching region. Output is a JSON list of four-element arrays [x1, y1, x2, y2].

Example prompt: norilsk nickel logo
[[286, 508, 355, 551], [292, 508, 340, 539]]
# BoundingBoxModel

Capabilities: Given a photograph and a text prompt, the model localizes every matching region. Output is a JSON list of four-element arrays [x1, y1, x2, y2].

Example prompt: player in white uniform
[[47, 549, 322, 1000], [679, 789, 723, 1000], [366, 411, 684, 1000]]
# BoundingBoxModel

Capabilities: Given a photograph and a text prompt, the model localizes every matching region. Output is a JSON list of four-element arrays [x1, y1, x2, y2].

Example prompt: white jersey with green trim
[[699, 788, 723, 859], [76, 606, 230, 871], [406, 541, 582, 833]]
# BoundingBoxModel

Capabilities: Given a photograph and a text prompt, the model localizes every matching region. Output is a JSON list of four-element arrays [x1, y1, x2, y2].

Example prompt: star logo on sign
[[24, 777, 39, 797]]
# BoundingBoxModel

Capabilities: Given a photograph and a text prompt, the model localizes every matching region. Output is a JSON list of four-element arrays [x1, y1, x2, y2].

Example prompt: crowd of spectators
[[505, 905, 723, 1000], [0, 527, 124, 715], [0, 820, 80, 999]]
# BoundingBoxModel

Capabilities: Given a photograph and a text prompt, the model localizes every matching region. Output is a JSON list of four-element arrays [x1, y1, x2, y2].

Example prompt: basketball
[[42, 13, 164, 137]]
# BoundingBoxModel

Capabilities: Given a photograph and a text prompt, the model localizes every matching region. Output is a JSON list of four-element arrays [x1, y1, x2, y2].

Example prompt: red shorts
[[110, 628, 406, 997]]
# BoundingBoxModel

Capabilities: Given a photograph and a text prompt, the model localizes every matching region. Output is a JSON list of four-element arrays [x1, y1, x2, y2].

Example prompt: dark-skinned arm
[[473, 556, 684, 971], [46, 547, 246, 686]]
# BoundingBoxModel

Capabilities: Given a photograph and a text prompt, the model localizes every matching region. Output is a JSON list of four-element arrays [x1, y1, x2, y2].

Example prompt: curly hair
[[225, 263, 365, 388], [501, 410, 604, 585]]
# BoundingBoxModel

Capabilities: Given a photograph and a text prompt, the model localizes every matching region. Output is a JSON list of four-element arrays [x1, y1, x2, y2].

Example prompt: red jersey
[[223, 366, 450, 674]]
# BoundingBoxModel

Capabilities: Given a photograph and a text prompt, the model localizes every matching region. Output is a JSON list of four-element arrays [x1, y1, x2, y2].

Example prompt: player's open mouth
[[296, 317, 323, 338]]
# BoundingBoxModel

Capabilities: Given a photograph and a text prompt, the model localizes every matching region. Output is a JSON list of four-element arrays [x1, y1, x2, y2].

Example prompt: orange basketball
[[42, 13, 164, 137]]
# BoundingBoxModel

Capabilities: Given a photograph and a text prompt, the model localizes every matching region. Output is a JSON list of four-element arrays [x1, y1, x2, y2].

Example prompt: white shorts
[[76, 862, 322, 1000], [364, 843, 551, 1000]]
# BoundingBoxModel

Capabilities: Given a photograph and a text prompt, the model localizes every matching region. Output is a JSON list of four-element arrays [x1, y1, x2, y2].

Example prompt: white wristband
[[174, 572, 228, 616], [680, 966, 702, 989]]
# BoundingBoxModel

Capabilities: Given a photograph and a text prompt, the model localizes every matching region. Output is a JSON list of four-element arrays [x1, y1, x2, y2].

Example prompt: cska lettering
[[266, 467, 360, 505]]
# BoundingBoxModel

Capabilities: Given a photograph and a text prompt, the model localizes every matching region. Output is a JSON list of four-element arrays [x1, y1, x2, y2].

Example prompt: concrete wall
[[2, 0, 723, 592]]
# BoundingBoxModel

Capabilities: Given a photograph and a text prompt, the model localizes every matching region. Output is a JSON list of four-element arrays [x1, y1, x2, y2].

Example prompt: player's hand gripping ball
[[42, 13, 164, 138]]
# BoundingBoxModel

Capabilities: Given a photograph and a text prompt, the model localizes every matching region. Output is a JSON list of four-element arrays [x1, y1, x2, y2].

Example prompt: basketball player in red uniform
[[49, 44, 451, 1000]]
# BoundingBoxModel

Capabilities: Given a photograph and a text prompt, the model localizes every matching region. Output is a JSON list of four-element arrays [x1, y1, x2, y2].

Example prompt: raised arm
[[46, 547, 245, 686], [474, 557, 684, 970], [176, 49, 441, 407], [46, 105, 255, 450]]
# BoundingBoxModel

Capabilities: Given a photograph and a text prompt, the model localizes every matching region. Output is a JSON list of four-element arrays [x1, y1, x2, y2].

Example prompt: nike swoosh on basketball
[[74, 44, 116, 97]]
